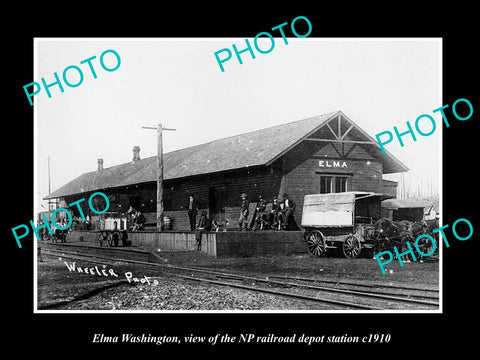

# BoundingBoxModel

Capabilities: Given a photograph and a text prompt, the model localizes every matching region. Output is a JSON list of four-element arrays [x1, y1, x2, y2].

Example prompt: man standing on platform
[[271, 197, 282, 230], [196, 210, 210, 250], [187, 195, 199, 231], [239, 193, 249, 231], [281, 193, 296, 230]]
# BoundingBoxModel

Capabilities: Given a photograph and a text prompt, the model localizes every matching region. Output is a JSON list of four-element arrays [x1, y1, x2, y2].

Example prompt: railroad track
[[165, 265, 439, 310], [266, 273, 439, 293], [39, 247, 439, 311], [179, 265, 439, 301]]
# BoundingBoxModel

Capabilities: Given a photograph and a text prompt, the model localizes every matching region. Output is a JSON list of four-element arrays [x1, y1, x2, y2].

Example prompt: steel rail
[[266, 274, 439, 293], [188, 265, 439, 293], [211, 272, 439, 301], [40, 248, 164, 267], [169, 265, 439, 307], [170, 273, 380, 310], [41, 249, 120, 266]]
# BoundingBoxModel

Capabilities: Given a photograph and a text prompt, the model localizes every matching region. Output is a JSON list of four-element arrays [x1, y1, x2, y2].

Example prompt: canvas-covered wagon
[[301, 191, 394, 258]]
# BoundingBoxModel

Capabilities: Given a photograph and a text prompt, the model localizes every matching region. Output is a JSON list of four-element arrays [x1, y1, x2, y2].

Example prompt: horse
[[373, 218, 414, 261], [374, 218, 436, 262], [397, 219, 428, 238], [425, 218, 439, 234], [424, 218, 440, 257], [397, 219, 433, 259]]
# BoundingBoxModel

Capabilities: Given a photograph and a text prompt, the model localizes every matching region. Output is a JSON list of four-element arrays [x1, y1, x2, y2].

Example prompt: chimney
[[97, 158, 104, 171], [132, 146, 141, 163]]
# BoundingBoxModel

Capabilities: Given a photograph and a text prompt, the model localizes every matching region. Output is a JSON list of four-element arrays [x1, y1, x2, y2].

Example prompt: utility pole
[[142, 124, 176, 231], [47, 156, 52, 220]]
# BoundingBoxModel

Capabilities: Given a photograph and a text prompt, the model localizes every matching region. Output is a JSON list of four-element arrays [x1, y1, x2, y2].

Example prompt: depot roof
[[44, 111, 408, 200]]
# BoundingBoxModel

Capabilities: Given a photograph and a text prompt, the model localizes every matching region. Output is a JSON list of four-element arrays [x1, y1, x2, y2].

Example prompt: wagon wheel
[[306, 230, 326, 257], [343, 235, 361, 259]]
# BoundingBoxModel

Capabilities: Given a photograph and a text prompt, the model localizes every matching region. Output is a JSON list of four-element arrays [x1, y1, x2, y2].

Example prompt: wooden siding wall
[[201, 232, 217, 257], [210, 231, 306, 258], [382, 180, 398, 197], [198, 231, 307, 258], [160, 168, 283, 230], [69, 230, 197, 252], [67, 230, 306, 258]]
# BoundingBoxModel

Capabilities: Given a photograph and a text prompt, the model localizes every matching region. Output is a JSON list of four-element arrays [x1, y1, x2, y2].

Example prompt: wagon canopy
[[301, 191, 393, 227]]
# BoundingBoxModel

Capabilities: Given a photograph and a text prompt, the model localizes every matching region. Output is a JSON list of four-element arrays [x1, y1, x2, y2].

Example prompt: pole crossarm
[[142, 126, 176, 131]]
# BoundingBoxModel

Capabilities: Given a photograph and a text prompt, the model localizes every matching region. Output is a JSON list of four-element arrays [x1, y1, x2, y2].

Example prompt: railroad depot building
[[44, 111, 408, 231]]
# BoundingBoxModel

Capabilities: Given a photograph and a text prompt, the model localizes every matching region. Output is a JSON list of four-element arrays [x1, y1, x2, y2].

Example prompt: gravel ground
[[58, 278, 324, 311]]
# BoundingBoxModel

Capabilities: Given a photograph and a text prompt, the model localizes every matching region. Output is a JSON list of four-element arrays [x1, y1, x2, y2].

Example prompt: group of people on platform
[[238, 192, 297, 231], [127, 206, 146, 231], [187, 192, 297, 233]]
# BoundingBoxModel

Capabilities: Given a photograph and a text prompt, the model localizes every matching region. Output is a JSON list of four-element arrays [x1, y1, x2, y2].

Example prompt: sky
[[34, 38, 441, 213]]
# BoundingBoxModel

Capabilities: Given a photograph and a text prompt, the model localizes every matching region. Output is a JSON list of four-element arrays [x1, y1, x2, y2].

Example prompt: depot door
[[209, 186, 226, 222]]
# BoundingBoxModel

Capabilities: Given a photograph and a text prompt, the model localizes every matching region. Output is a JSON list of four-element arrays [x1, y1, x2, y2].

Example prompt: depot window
[[320, 175, 348, 193]]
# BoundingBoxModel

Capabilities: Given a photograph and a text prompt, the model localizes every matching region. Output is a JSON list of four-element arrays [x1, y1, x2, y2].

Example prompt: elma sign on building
[[44, 111, 408, 230]]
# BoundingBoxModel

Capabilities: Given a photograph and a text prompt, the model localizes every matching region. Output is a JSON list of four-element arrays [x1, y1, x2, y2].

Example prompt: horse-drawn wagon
[[301, 191, 394, 258]]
